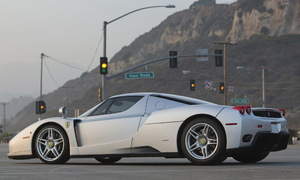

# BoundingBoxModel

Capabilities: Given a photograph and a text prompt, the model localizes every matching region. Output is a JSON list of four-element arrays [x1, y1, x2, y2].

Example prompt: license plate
[[271, 123, 281, 133]]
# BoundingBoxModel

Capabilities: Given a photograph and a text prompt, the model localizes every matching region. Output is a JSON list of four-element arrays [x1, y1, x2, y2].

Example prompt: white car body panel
[[77, 96, 147, 155], [8, 118, 79, 157], [8, 92, 289, 159], [132, 104, 224, 152]]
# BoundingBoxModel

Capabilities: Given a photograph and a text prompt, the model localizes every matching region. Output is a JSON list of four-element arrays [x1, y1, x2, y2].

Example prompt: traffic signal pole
[[262, 67, 266, 108], [100, 5, 175, 102], [100, 21, 108, 102]]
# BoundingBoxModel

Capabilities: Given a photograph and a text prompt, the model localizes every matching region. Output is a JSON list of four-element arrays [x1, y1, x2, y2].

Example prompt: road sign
[[125, 72, 155, 80], [204, 80, 213, 89], [230, 98, 250, 105], [196, 48, 209, 62], [182, 70, 191, 75]]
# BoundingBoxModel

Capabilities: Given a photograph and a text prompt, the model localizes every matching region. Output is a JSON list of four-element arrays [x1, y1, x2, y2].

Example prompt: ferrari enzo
[[8, 93, 289, 165]]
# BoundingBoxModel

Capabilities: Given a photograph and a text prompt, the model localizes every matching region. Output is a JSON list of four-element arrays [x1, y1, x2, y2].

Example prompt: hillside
[[8, 0, 300, 132], [0, 96, 33, 128]]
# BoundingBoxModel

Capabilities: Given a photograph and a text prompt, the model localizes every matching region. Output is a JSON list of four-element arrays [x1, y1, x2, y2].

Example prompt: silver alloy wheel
[[185, 123, 219, 160], [36, 128, 65, 162]]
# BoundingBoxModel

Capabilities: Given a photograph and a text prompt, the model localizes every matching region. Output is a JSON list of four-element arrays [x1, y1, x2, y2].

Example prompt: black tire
[[33, 124, 70, 164], [180, 118, 226, 165], [232, 151, 269, 163], [95, 157, 122, 164]]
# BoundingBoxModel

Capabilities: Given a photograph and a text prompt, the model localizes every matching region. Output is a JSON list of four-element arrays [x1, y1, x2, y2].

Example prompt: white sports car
[[8, 93, 289, 165]]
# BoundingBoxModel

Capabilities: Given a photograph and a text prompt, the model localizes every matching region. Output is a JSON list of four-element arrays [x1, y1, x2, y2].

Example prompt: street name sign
[[125, 72, 155, 80]]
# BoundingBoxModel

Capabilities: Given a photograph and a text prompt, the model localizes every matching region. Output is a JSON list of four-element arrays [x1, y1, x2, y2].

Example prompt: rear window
[[150, 95, 198, 105]]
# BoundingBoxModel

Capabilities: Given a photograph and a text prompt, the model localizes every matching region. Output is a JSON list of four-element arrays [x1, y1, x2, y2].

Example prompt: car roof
[[110, 92, 215, 105]]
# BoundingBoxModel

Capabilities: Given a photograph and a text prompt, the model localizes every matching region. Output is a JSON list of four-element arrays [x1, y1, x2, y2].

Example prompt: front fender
[[8, 117, 79, 158]]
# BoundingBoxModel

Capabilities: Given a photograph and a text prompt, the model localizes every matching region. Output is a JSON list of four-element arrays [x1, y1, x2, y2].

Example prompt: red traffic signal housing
[[215, 49, 223, 67], [36, 100, 47, 114], [190, 80, 196, 91], [219, 82, 225, 94], [169, 51, 178, 68]]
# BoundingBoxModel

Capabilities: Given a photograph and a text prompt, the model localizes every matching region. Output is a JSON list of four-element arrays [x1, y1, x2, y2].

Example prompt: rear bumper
[[251, 132, 290, 152], [227, 132, 290, 155]]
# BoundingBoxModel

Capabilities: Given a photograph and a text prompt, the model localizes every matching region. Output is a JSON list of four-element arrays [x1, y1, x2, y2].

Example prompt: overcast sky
[[0, 0, 236, 101]]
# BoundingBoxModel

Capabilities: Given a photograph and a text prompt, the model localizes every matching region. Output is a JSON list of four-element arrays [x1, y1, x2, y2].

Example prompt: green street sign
[[125, 72, 155, 80], [230, 98, 250, 105]]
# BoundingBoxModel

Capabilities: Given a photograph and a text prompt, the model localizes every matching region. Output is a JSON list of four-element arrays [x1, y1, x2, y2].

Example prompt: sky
[[0, 0, 236, 101]]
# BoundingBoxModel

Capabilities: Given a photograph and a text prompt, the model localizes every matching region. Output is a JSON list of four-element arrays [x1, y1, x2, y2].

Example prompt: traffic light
[[36, 100, 47, 114], [215, 49, 223, 67], [100, 57, 108, 75], [190, 80, 196, 91], [169, 51, 178, 68], [219, 82, 225, 94]]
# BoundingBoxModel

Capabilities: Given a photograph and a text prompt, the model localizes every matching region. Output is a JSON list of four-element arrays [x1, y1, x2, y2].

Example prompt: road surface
[[0, 144, 299, 180]]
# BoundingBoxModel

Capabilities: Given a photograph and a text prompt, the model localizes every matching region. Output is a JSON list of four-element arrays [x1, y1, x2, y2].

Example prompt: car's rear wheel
[[34, 124, 70, 164], [95, 157, 122, 164], [232, 151, 269, 163], [181, 118, 226, 165]]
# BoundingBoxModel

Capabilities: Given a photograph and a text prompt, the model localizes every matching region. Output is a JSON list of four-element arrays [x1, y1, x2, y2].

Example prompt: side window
[[88, 99, 113, 116], [106, 96, 143, 114]]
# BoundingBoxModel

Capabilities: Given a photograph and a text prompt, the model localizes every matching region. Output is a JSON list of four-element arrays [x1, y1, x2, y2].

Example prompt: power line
[[86, 30, 103, 72], [44, 61, 59, 88], [45, 55, 84, 71]]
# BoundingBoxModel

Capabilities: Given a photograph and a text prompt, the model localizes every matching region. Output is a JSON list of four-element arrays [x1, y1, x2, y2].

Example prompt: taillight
[[246, 107, 252, 114], [233, 105, 252, 115], [278, 108, 286, 116]]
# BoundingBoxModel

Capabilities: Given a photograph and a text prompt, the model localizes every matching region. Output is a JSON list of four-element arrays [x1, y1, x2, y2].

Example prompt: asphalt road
[[0, 144, 300, 180]]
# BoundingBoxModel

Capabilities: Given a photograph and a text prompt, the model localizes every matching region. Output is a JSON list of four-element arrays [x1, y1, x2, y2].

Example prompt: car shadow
[[15, 161, 300, 167]]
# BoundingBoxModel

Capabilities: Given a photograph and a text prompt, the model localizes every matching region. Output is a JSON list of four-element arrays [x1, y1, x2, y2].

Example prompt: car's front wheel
[[34, 124, 70, 164], [232, 151, 269, 163], [181, 118, 226, 165], [95, 157, 122, 164]]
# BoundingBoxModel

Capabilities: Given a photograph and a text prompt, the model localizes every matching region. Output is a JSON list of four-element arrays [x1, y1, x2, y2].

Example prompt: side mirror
[[59, 107, 67, 118]]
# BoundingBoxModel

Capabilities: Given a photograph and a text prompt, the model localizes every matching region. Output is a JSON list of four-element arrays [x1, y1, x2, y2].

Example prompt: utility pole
[[40, 53, 44, 100], [39, 53, 45, 120], [214, 42, 236, 105], [1, 103, 7, 133], [223, 43, 228, 105], [262, 66, 266, 108]]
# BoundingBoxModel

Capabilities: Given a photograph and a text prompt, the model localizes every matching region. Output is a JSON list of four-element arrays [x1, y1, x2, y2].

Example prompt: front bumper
[[8, 155, 34, 160], [227, 132, 290, 155]]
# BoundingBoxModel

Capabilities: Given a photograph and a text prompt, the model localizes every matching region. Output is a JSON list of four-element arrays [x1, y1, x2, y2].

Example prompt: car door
[[77, 96, 146, 155]]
